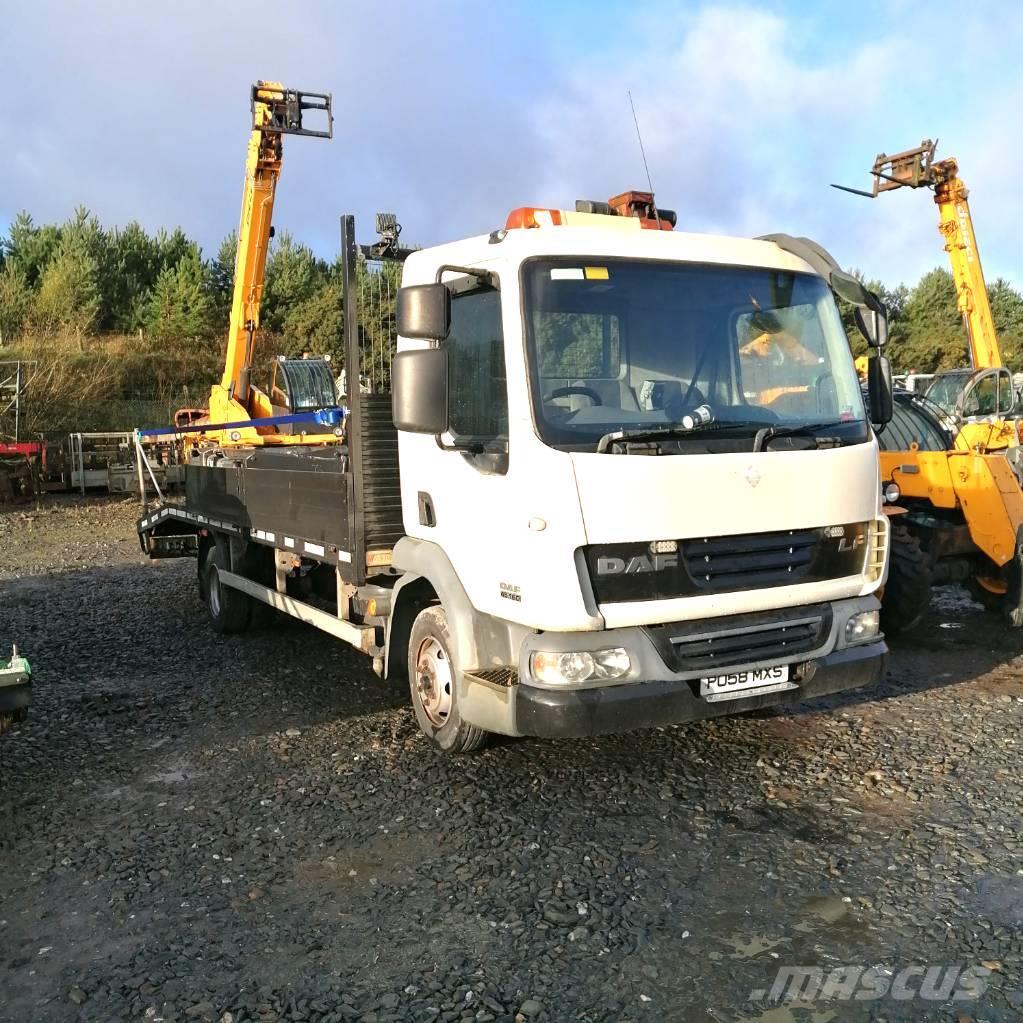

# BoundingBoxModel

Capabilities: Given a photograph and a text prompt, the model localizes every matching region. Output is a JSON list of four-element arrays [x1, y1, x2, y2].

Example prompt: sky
[[2, 0, 1021, 290]]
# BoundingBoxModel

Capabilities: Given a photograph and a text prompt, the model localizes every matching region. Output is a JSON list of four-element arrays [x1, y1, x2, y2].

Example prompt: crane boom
[[840, 140, 1001, 369], [208, 82, 332, 431], [931, 157, 1001, 368]]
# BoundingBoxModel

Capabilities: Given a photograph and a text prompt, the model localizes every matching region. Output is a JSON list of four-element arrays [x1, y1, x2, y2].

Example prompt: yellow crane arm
[[221, 87, 283, 402], [932, 160, 1002, 369], [210, 82, 332, 422]]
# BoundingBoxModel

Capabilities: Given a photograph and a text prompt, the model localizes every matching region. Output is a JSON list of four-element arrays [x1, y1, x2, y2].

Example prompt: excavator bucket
[[251, 82, 333, 138]]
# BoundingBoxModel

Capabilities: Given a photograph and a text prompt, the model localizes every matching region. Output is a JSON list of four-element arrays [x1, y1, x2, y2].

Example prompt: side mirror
[[392, 348, 448, 434], [854, 304, 889, 348], [396, 283, 450, 340], [867, 354, 894, 425]]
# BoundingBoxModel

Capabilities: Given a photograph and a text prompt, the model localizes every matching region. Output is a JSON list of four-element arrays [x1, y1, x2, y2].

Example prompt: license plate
[[699, 664, 793, 702]]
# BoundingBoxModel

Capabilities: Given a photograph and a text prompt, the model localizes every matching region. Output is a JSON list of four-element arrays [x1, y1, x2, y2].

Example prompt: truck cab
[[387, 207, 890, 747]]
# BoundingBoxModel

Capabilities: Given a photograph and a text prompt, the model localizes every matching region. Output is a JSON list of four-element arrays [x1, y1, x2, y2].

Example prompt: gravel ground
[[2, 496, 1023, 1023]]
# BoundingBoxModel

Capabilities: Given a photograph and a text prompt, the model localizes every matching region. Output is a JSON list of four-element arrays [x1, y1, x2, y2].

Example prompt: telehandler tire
[[1004, 527, 1023, 628], [202, 540, 253, 634], [966, 576, 1005, 614], [408, 605, 488, 754], [880, 524, 933, 635]]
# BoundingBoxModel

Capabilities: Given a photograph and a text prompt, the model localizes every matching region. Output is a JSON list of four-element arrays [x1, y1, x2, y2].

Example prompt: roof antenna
[[628, 90, 661, 229]]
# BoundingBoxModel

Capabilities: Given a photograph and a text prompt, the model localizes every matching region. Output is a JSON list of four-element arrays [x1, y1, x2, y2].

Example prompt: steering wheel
[[543, 385, 603, 405]]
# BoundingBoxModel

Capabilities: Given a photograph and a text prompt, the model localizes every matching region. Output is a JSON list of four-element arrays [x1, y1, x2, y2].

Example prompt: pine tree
[[262, 232, 324, 332], [31, 235, 101, 344], [210, 231, 238, 324], [6, 211, 62, 286], [144, 247, 215, 343], [0, 263, 33, 344], [108, 221, 163, 332]]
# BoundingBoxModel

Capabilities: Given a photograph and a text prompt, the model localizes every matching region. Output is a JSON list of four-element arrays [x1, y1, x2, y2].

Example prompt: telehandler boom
[[205, 82, 337, 448]]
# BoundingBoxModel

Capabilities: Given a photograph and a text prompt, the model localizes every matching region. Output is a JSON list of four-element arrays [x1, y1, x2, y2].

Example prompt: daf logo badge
[[745, 466, 762, 488]]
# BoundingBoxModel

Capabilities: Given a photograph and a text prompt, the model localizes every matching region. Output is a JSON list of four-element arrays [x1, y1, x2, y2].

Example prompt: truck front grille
[[682, 529, 818, 592], [584, 524, 868, 604]]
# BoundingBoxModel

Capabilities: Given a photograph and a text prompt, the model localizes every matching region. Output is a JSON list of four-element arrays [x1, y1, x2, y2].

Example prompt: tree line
[[0, 207, 1021, 376], [0, 208, 346, 359], [843, 270, 1023, 372]]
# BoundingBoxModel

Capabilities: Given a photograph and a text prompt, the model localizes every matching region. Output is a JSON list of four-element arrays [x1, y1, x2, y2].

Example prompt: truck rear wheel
[[202, 540, 252, 634], [881, 523, 933, 635], [407, 605, 488, 754]]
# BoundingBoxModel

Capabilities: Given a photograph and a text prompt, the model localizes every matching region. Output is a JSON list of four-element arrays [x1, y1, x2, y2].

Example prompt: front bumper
[[514, 639, 886, 738]]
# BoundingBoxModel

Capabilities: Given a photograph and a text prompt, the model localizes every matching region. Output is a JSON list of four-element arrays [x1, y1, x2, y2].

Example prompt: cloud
[[532, 7, 911, 275], [2, 0, 1021, 291], [1, 1, 558, 254]]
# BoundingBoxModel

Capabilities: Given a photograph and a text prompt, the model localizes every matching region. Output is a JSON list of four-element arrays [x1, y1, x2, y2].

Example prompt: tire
[[1004, 529, 1023, 628], [201, 539, 252, 634], [966, 576, 1006, 613], [239, 543, 277, 630], [407, 605, 488, 753], [880, 524, 933, 635]]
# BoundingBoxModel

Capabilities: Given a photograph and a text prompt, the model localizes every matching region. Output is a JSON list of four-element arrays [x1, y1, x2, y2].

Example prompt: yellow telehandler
[[837, 141, 1023, 630]]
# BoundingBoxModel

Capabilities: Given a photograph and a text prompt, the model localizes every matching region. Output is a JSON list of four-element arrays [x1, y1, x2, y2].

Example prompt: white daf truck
[[139, 190, 894, 752]]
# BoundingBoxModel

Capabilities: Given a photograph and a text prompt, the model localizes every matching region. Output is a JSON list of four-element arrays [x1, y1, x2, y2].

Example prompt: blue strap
[[136, 407, 344, 439]]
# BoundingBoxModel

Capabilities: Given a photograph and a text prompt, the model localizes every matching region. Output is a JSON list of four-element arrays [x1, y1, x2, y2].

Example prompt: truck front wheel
[[407, 605, 488, 753], [202, 540, 252, 634]]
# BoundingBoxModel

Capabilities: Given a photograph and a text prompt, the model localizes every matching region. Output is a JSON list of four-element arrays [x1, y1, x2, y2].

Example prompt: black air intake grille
[[682, 528, 818, 592]]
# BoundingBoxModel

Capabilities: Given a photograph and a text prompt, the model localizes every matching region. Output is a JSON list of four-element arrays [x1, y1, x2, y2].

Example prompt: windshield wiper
[[596, 419, 762, 454], [753, 422, 846, 451]]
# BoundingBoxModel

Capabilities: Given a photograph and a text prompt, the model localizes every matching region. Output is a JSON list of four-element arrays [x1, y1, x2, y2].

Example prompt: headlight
[[530, 647, 632, 686], [883, 482, 901, 504], [845, 610, 880, 645]]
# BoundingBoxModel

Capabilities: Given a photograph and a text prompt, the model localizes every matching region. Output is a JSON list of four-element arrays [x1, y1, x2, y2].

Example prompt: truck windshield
[[522, 258, 867, 452]]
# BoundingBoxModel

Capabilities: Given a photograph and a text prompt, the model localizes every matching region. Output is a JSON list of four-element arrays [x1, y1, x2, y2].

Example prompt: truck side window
[[965, 374, 996, 416], [447, 286, 508, 445]]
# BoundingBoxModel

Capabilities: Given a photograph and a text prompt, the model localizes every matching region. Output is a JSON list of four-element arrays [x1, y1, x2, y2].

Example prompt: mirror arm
[[434, 264, 500, 290], [435, 435, 485, 455]]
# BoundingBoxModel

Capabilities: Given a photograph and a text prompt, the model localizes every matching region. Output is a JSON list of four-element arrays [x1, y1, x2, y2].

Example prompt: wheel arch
[[385, 538, 478, 680], [385, 537, 527, 680]]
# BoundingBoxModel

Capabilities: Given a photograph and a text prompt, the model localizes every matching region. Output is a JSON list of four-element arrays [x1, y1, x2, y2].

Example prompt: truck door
[[403, 274, 523, 615]]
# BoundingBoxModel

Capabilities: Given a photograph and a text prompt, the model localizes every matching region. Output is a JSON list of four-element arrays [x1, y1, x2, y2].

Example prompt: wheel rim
[[415, 635, 453, 728], [209, 566, 222, 616]]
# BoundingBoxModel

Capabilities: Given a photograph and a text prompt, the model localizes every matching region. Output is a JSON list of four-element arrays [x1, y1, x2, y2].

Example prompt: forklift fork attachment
[[251, 84, 333, 139]]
